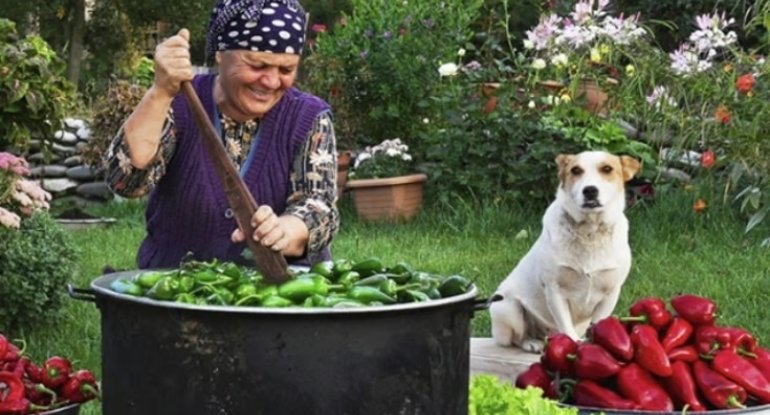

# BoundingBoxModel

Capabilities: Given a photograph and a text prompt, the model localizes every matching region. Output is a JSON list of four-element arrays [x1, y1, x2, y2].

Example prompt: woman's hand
[[153, 28, 194, 99], [231, 205, 309, 257]]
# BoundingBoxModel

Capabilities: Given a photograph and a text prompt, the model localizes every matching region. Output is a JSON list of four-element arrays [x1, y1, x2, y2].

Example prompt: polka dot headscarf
[[207, 0, 306, 57]]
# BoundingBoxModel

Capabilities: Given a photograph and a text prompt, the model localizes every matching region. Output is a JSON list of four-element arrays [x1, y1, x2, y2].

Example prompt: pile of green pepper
[[108, 257, 473, 308]]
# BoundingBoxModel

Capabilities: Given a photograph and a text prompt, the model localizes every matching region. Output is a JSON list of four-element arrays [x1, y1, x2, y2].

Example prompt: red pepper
[[671, 294, 717, 326], [616, 363, 674, 411], [1, 344, 19, 363], [722, 327, 757, 356], [589, 316, 633, 361], [625, 297, 673, 330], [662, 360, 707, 412], [61, 370, 100, 404], [40, 356, 72, 389], [693, 360, 747, 409], [0, 336, 7, 362], [9, 359, 28, 380], [660, 317, 694, 352], [515, 362, 554, 396], [570, 343, 622, 381], [572, 379, 639, 410], [0, 372, 25, 403], [668, 345, 700, 363], [23, 380, 57, 406], [540, 333, 577, 376], [750, 347, 770, 383], [695, 325, 732, 355], [630, 324, 672, 377], [711, 349, 770, 404], [0, 398, 49, 414], [24, 363, 42, 384]]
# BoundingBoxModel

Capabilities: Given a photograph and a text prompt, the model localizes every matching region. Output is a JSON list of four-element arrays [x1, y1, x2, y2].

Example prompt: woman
[[105, 0, 339, 269]]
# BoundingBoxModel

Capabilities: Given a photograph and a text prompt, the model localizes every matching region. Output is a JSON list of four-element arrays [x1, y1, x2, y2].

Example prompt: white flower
[[0, 207, 21, 229], [401, 154, 412, 161], [385, 148, 400, 157], [551, 53, 569, 67], [438, 62, 459, 77], [528, 100, 536, 109], [422, 118, 430, 124], [310, 149, 334, 166], [523, 39, 535, 50], [457, 48, 466, 57], [531, 58, 547, 70], [353, 152, 372, 168]]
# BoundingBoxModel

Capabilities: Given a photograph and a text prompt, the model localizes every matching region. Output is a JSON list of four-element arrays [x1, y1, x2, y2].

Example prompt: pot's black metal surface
[[70, 271, 491, 415], [40, 403, 80, 415]]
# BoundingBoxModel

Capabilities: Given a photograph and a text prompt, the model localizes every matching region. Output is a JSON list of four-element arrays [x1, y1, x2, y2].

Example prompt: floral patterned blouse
[[105, 109, 340, 255]]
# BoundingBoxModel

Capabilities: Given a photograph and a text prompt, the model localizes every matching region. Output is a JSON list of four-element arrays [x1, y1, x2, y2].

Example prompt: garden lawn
[[16, 189, 770, 415]]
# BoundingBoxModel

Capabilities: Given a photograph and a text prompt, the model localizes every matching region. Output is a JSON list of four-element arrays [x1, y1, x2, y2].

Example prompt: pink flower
[[0, 152, 30, 176], [311, 23, 327, 33], [0, 206, 21, 229]]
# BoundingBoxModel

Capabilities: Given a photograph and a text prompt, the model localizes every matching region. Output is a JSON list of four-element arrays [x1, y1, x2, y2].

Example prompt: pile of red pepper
[[515, 294, 770, 412], [0, 333, 99, 414]]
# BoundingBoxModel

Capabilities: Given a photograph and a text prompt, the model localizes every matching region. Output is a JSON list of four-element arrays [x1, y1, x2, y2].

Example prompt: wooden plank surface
[[470, 337, 540, 384]]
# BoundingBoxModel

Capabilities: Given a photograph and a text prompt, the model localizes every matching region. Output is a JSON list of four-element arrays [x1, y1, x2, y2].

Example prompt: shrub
[[300, 0, 484, 152], [0, 212, 79, 331], [0, 18, 77, 152]]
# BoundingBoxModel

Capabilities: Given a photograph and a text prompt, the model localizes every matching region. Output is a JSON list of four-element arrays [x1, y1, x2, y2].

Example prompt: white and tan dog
[[490, 151, 641, 352]]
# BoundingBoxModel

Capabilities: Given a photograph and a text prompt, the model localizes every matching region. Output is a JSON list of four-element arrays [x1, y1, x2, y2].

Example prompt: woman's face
[[215, 50, 300, 121]]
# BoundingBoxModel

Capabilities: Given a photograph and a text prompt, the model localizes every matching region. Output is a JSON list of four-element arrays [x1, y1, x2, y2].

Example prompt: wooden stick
[[181, 82, 290, 284]]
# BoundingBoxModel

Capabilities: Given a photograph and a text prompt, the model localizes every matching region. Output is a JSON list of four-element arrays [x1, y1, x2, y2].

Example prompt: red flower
[[693, 198, 707, 214], [736, 73, 756, 94], [701, 149, 716, 169], [311, 23, 327, 33], [714, 105, 731, 124]]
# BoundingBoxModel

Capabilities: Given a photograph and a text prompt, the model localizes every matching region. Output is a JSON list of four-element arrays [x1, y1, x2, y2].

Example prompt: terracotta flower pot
[[346, 173, 427, 222], [336, 151, 352, 194]]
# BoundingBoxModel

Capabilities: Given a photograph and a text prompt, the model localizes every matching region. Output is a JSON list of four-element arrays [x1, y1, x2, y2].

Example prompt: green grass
[[11, 189, 770, 415]]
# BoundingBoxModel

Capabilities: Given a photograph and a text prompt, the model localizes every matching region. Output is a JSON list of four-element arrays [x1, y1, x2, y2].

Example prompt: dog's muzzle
[[582, 186, 601, 208]]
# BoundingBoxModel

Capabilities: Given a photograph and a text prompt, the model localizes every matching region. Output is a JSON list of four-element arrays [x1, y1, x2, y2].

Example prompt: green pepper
[[134, 271, 165, 289], [354, 273, 390, 287], [346, 286, 396, 304], [387, 261, 414, 275], [386, 272, 412, 285], [331, 258, 354, 277], [192, 269, 219, 283], [235, 283, 259, 301], [352, 257, 385, 278], [258, 285, 279, 298], [277, 275, 330, 302], [146, 276, 179, 301], [261, 295, 294, 308], [110, 278, 144, 296], [332, 300, 366, 308], [410, 272, 440, 290], [336, 271, 361, 289], [310, 261, 335, 280], [219, 262, 243, 280], [402, 289, 431, 302], [177, 275, 196, 293], [423, 287, 442, 300], [174, 293, 199, 304], [207, 289, 235, 305], [438, 275, 471, 297]]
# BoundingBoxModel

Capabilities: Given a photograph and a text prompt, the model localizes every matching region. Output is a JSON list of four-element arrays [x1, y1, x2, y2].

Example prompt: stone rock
[[76, 126, 91, 141], [76, 141, 88, 151], [67, 165, 103, 181], [659, 167, 692, 183], [52, 142, 78, 156], [63, 155, 83, 167], [31, 165, 68, 178], [616, 119, 638, 139], [43, 178, 79, 193], [29, 140, 42, 151], [27, 152, 61, 164], [54, 130, 78, 144], [64, 118, 86, 130], [51, 195, 99, 211], [76, 181, 112, 200]]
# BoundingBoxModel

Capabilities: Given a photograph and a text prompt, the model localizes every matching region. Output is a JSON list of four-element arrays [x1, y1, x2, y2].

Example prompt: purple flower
[[359, 50, 369, 59], [382, 31, 393, 39]]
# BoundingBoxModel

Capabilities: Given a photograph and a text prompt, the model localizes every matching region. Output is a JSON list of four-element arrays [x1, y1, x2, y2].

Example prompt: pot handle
[[472, 294, 503, 313], [67, 283, 96, 302]]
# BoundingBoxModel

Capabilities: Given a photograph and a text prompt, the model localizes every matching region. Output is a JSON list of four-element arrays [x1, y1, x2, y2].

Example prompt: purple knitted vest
[[137, 74, 331, 269]]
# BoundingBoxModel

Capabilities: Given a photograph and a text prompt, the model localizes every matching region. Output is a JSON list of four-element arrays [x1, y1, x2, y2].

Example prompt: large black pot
[[70, 270, 491, 415]]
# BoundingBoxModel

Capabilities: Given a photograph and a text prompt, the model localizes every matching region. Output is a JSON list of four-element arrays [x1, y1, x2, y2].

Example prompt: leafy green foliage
[[0, 18, 76, 151], [0, 212, 79, 332], [469, 375, 578, 415], [301, 0, 485, 150]]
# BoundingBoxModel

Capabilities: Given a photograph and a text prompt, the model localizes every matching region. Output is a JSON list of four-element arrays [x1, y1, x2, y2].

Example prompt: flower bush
[[0, 152, 51, 228], [348, 139, 416, 180]]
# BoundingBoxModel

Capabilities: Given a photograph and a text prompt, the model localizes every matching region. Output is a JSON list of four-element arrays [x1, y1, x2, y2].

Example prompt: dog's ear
[[620, 156, 641, 182], [556, 154, 573, 182]]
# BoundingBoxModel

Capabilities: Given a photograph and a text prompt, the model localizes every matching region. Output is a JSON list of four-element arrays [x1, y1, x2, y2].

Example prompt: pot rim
[[90, 270, 482, 315]]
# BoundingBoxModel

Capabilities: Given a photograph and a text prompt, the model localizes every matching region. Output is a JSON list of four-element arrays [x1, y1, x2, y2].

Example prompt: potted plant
[[346, 138, 427, 222]]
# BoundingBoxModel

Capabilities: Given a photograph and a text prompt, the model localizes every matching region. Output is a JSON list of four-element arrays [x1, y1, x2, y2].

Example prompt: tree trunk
[[66, 0, 86, 88]]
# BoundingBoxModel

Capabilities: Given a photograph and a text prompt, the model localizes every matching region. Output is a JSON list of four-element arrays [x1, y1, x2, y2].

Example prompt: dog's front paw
[[521, 339, 545, 353]]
